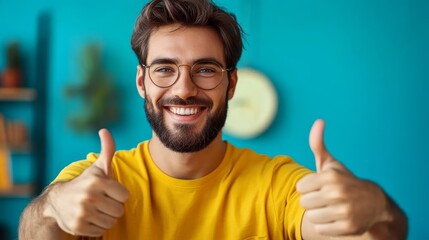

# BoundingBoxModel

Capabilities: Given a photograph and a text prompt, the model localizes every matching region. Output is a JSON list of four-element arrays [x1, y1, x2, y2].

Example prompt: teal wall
[[1, 0, 428, 239]]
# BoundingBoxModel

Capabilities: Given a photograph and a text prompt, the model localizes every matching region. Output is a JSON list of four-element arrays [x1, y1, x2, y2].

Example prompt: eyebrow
[[148, 57, 226, 68]]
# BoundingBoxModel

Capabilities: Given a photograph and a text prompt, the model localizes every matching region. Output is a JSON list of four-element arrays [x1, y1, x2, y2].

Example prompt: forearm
[[18, 184, 76, 240]]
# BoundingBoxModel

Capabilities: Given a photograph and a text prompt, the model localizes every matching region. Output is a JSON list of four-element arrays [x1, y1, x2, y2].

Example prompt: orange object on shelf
[[1, 68, 22, 88], [0, 115, 12, 190], [0, 147, 12, 190]]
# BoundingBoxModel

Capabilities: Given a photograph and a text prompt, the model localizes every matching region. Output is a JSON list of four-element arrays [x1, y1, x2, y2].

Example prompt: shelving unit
[[9, 143, 32, 154], [0, 88, 36, 101], [0, 184, 34, 198], [0, 88, 39, 198], [0, 12, 50, 240]]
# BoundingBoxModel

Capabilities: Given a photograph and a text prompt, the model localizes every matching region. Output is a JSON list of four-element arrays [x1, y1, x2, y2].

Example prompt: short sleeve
[[269, 156, 312, 240], [284, 185, 307, 240], [52, 153, 98, 183]]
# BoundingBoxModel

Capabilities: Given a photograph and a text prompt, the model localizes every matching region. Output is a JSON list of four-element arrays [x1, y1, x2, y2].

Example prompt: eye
[[198, 68, 215, 73], [154, 66, 175, 73], [193, 64, 219, 76], [151, 64, 177, 77], [197, 68, 216, 74]]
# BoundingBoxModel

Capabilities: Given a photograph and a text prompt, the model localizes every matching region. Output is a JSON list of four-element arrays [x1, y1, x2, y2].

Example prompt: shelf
[[0, 184, 34, 198], [9, 143, 32, 154], [0, 88, 37, 101]]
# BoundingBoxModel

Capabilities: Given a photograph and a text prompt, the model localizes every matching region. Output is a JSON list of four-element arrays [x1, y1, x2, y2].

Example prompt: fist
[[297, 120, 389, 236], [44, 129, 129, 237]]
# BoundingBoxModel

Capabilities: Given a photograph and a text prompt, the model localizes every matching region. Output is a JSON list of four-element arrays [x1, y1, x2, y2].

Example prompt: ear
[[136, 65, 146, 99], [227, 68, 238, 100]]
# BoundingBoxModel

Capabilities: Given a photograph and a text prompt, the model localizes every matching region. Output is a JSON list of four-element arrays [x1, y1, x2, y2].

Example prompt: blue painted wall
[[0, 0, 427, 239]]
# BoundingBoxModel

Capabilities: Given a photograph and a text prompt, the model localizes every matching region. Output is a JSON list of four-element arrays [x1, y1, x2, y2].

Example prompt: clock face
[[224, 68, 278, 139]]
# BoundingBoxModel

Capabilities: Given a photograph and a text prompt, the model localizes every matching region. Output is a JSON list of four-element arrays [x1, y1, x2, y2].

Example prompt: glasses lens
[[191, 63, 223, 89], [149, 63, 178, 87]]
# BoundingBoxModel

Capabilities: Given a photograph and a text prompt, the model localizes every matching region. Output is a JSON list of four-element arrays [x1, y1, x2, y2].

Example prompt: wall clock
[[224, 68, 278, 139]]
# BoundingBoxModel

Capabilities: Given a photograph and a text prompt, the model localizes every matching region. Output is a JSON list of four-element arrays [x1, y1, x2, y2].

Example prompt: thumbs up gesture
[[297, 120, 391, 236], [44, 129, 129, 237]]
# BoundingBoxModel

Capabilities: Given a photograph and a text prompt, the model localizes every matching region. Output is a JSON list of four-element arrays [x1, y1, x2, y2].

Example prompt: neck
[[148, 132, 226, 179]]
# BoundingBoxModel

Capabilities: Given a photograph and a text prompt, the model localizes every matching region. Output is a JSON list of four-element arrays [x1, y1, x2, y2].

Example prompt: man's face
[[136, 24, 237, 152]]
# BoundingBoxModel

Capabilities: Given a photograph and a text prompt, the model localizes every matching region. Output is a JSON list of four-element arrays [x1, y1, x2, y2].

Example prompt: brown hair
[[131, 0, 244, 69]]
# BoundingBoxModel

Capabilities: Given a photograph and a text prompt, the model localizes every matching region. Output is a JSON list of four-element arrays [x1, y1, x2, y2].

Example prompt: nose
[[170, 65, 198, 99]]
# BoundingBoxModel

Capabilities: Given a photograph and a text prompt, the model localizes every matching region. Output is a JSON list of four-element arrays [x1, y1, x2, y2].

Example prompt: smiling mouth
[[167, 106, 204, 116]]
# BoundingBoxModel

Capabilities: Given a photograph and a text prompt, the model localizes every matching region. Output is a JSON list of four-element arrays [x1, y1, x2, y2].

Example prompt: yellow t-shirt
[[54, 141, 311, 240]]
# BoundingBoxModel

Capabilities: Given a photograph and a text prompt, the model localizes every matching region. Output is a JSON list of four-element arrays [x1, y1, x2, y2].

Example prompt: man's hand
[[43, 129, 129, 237], [297, 119, 391, 237]]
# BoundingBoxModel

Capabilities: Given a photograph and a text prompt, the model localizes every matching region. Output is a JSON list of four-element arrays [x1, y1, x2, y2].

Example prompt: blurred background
[[0, 0, 427, 239]]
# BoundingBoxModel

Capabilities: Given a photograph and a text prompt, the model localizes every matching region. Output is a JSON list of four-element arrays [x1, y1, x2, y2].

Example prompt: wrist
[[41, 184, 61, 221], [365, 186, 408, 240], [379, 193, 395, 223], [42, 199, 55, 220], [369, 181, 394, 224]]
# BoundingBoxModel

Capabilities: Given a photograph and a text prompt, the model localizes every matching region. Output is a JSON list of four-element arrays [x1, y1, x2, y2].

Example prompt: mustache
[[156, 96, 213, 108]]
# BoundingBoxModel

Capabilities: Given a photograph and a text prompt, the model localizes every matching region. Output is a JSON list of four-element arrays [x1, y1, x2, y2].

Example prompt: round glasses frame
[[141, 62, 233, 90]]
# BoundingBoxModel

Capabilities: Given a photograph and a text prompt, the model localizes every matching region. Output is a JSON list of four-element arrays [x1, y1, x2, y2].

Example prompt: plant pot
[[1, 68, 22, 88]]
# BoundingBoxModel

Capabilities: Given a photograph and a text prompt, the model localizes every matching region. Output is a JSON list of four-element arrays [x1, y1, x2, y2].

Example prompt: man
[[19, 0, 407, 239]]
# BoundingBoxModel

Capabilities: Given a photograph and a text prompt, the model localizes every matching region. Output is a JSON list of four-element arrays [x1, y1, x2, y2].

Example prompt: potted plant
[[65, 43, 119, 133], [1, 41, 22, 88]]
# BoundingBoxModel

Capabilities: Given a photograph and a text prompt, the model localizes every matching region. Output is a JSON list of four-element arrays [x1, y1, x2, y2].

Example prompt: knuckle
[[334, 185, 349, 199], [306, 210, 318, 222], [343, 219, 365, 235], [68, 220, 85, 234], [324, 185, 344, 201], [118, 188, 130, 203], [99, 215, 117, 229], [314, 224, 326, 235], [337, 203, 353, 219], [75, 208, 89, 222], [299, 195, 312, 209], [325, 169, 342, 181], [118, 205, 125, 216], [328, 187, 341, 200], [343, 221, 357, 233], [295, 183, 304, 193], [107, 218, 118, 228], [81, 194, 97, 205], [342, 204, 352, 215], [112, 204, 126, 218], [86, 227, 105, 237], [86, 177, 103, 189]]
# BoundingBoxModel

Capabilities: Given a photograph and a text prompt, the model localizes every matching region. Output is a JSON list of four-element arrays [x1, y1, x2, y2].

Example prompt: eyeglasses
[[141, 61, 233, 90]]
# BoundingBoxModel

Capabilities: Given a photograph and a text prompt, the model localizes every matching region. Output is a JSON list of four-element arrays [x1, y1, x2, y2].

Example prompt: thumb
[[309, 119, 332, 172], [93, 128, 116, 176]]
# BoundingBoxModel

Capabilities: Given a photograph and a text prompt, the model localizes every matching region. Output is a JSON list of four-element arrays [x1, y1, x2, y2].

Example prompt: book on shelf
[[0, 147, 12, 191], [0, 114, 12, 190], [6, 120, 29, 151]]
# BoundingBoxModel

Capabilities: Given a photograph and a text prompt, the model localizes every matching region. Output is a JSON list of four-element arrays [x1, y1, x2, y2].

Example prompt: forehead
[[147, 24, 225, 65]]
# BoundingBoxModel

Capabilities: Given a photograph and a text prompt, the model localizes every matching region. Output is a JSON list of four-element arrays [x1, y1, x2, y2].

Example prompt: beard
[[144, 95, 228, 153]]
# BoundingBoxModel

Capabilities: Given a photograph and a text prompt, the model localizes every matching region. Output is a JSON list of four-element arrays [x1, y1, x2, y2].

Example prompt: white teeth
[[170, 107, 200, 116]]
